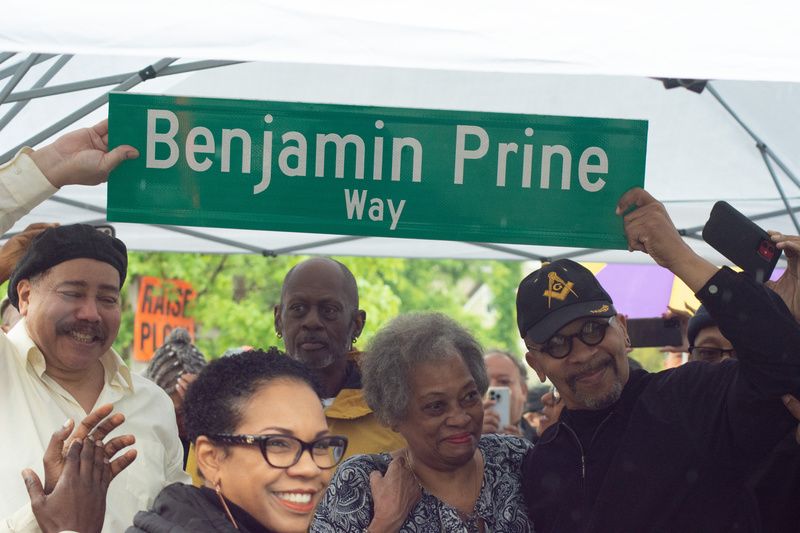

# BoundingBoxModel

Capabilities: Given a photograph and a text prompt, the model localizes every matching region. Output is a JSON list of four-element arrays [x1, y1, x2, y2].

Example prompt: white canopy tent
[[2, 0, 799, 265]]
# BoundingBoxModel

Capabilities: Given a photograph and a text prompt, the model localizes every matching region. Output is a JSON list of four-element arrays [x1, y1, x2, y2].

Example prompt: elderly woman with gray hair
[[311, 312, 533, 532]]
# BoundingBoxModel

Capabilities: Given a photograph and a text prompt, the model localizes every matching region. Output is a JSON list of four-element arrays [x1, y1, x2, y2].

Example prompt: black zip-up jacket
[[127, 483, 274, 533], [522, 267, 800, 533]]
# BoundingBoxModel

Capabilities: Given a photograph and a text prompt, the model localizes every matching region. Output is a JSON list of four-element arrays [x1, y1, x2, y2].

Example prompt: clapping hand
[[23, 438, 110, 533], [42, 404, 136, 494]]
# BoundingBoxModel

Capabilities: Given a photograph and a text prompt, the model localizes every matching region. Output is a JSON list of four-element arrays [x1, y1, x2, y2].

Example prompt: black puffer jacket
[[522, 268, 800, 533], [127, 483, 272, 533]]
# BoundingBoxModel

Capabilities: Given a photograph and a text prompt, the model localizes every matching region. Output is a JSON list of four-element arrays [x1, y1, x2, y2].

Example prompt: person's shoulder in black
[[127, 483, 274, 533]]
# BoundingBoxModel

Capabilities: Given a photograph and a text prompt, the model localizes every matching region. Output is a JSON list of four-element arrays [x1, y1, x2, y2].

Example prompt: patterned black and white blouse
[[311, 434, 534, 532]]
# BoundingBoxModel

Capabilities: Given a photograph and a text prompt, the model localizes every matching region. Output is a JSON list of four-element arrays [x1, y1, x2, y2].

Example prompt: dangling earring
[[625, 336, 631, 347], [215, 480, 240, 530], [351, 335, 358, 344]]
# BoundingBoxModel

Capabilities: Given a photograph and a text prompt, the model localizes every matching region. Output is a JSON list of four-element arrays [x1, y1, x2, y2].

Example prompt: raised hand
[[43, 404, 137, 494], [28, 119, 138, 188], [368, 452, 422, 532], [23, 438, 110, 533], [765, 231, 800, 321], [617, 188, 716, 292]]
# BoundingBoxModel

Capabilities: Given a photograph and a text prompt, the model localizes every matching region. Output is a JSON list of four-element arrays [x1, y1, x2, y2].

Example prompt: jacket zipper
[[559, 410, 615, 493]]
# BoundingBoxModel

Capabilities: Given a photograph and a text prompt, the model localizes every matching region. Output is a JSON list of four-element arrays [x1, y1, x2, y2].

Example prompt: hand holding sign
[[617, 188, 716, 292], [29, 119, 138, 188]]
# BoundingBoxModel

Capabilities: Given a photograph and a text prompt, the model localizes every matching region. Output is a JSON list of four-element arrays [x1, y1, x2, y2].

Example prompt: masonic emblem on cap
[[543, 271, 578, 308]]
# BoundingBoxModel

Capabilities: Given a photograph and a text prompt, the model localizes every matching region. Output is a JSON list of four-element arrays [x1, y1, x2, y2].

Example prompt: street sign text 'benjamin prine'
[[108, 93, 647, 249]]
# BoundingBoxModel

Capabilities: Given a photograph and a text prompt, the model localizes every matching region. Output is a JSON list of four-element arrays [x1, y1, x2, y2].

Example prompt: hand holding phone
[[702, 201, 781, 283], [626, 317, 683, 348], [487, 386, 511, 428]]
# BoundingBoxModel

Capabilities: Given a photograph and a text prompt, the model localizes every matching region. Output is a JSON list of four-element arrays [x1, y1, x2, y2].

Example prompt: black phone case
[[702, 201, 781, 283], [627, 318, 682, 348]]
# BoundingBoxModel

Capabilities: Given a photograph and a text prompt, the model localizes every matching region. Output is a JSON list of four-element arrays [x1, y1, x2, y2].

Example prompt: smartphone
[[702, 201, 781, 283], [487, 386, 511, 428], [626, 317, 682, 348]]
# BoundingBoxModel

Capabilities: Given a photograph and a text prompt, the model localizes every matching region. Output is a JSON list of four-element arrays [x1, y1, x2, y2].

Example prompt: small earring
[[276, 331, 282, 339], [215, 480, 240, 530], [625, 336, 631, 347], [351, 336, 358, 344]]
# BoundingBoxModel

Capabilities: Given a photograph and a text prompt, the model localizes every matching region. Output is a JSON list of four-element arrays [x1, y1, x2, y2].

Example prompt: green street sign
[[108, 93, 647, 249]]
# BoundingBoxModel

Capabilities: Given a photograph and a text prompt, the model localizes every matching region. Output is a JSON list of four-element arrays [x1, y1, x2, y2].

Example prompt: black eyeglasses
[[527, 320, 612, 359], [208, 434, 348, 469], [688, 346, 736, 363]]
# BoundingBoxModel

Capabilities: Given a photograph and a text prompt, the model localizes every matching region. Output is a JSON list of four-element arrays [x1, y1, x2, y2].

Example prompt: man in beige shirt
[[0, 120, 189, 532]]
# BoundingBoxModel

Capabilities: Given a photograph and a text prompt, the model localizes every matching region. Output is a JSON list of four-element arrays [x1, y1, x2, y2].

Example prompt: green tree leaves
[[115, 253, 524, 360]]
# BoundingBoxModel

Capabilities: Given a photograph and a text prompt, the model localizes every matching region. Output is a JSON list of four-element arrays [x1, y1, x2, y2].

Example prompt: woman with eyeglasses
[[128, 348, 347, 533], [312, 313, 533, 532]]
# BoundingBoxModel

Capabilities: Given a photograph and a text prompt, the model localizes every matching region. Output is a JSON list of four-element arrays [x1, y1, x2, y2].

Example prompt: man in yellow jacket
[[274, 257, 405, 458]]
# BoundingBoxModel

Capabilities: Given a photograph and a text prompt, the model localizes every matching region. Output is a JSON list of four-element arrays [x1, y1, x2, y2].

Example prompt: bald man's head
[[274, 258, 365, 371], [281, 258, 359, 307]]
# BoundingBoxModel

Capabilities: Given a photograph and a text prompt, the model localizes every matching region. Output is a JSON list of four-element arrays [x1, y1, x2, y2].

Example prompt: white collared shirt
[[0, 150, 190, 532], [0, 147, 56, 235], [0, 320, 190, 532]]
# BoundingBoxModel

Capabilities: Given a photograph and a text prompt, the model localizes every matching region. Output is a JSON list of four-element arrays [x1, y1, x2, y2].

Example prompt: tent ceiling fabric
[[1, 2, 798, 265], [4, 0, 800, 82]]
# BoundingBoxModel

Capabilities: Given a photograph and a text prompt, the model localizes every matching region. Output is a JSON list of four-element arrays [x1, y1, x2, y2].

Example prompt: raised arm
[[0, 119, 138, 235], [618, 188, 800, 463], [28, 119, 138, 189]]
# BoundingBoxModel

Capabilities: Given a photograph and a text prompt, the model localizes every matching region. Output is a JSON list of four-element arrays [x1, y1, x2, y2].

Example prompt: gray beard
[[574, 377, 623, 409], [566, 357, 624, 410]]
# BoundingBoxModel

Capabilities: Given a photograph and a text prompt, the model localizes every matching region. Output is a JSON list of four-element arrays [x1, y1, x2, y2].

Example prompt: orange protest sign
[[133, 276, 195, 362]]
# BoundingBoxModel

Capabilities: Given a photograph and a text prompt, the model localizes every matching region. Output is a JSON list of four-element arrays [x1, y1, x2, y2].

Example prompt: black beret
[[7, 224, 127, 309]]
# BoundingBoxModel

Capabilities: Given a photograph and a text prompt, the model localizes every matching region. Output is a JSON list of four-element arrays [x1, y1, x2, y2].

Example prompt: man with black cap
[[517, 188, 800, 533], [0, 121, 189, 532]]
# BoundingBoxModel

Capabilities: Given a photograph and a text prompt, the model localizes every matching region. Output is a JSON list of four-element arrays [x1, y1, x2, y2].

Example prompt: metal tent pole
[[706, 83, 800, 191], [0, 54, 55, 81], [3, 60, 241, 104], [468, 242, 548, 262], [0, 52, 16, 66], [679, 203, 800, 238], [0, 55, 71, 130], [0, 58, 176, 164], [758, 146, 800, 233], [0, 53, 39, 106], [269, 236, 367, 256], [33, 196, 277, 255]]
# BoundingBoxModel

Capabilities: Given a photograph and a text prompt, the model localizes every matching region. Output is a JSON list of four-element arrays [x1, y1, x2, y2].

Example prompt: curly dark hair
[[184, 347, 322, 443]]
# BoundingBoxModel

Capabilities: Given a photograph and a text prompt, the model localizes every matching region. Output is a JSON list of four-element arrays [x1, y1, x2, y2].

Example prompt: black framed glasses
[[527, 319, 612, 359], [209, 434, 348, 469], [688, 346, 736, 363]]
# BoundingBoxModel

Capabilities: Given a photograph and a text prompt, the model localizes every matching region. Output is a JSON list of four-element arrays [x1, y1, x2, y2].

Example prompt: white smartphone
[[487, 386, 511, 428]]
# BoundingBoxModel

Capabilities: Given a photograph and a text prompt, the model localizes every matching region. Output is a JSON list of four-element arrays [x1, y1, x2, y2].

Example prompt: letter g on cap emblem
[[543, 272, 578, 307]]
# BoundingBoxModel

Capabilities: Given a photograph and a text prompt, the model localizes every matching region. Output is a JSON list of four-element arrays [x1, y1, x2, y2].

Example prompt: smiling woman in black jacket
[[127, 348, 348, 533]]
